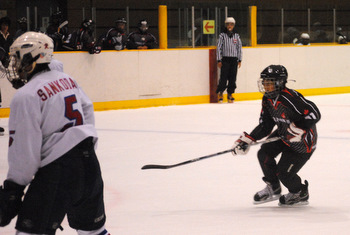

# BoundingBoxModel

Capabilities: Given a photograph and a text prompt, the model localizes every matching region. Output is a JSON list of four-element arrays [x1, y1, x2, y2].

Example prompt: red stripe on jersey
[[282, 89, 293, 96]]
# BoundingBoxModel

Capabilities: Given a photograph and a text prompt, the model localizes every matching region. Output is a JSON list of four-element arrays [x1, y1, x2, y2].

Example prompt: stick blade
[[141, 164, 169, 170]]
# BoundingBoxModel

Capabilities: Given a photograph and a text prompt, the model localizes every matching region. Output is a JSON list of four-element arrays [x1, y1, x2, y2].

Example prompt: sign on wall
[[203, 20, 215, 34]]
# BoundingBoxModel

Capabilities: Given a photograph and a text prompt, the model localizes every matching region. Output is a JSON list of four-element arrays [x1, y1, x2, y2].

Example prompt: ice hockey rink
[[0, 93, 349, 235]]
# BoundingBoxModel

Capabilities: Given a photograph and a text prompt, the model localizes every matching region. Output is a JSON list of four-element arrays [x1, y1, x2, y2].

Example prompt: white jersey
[[7, 69, 97, 186], [49, 58, 64, 72]]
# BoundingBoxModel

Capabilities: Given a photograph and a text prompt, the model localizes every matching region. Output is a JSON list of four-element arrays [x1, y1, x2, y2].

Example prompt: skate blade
[[253, 195, 281, 205], [278, 201, 309, 207]]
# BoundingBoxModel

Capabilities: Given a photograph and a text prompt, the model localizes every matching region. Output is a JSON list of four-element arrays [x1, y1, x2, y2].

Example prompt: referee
[[216, 17, 242, 103]]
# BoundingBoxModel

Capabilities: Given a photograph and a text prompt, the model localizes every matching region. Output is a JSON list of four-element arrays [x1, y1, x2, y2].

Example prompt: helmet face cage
[[5, 54, 27, 89], [258, 77, 283, 98], [5, 52, 40, 88], [138, 20, 148, 33], [115, 18, 126, 31]]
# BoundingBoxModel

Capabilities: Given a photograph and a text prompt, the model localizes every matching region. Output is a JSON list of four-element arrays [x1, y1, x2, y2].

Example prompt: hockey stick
[[141, 136, 280, 170]]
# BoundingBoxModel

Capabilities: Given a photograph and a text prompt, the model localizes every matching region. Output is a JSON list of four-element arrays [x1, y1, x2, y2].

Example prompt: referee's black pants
[[216, 57, 238, 95], [257, 138, 312, 193]]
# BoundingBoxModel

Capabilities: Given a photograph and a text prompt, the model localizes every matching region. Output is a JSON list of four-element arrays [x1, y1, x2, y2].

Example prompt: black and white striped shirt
[[217, 31, 242, 62]]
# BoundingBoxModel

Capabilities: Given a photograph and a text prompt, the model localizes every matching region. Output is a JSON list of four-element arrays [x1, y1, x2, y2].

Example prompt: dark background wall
[[1, 0, 350, 45]]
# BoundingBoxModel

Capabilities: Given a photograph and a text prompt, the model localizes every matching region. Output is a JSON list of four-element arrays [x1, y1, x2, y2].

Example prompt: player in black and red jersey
[[95, 17, 128, 52], [127, 19, 157, 49], [232, 65, 321, 206]]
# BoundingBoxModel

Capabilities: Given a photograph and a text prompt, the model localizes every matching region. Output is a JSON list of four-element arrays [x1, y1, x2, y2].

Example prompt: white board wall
[[0, 45, 349, 108]]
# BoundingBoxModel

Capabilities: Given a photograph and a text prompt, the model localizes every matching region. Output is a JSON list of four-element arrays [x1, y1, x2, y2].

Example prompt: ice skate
[[227, 93, 234, 103], [279, 180, 309, 207], [0, 127, 4, 136], [218, 92, 223, 103], [253, 179, 281, 204]]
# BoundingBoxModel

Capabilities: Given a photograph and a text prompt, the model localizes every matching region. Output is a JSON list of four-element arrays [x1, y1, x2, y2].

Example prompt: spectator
[[14, 17, 28, 40], [311, 22, 329, 43], [216, 17, 242, 103], [284, 27, 300, 44], [295, 33, 310, 45], [336, 27, 348, 44], [338, 35, 347, 44], [65, 19, 97, 54], [95, 17, 128, 52], [127, 19, 157, 49], [187, 18, 205, 46], [0, 17, 13, 53]]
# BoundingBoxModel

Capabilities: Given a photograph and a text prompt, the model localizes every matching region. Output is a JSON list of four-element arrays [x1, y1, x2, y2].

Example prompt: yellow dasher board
[[203, 20, 215, 34]]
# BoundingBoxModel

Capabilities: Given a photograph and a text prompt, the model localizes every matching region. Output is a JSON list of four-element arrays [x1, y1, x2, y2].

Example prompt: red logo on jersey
[[304, 109, 309, 115], [44, 43, 49, 49], [281, 112, 286, 119], [9, 137, 13, 147]]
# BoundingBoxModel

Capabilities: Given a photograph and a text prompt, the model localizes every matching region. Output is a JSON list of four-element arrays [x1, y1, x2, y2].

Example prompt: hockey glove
[[232, 132, 255, 155], [0, 180, 25, 227], [286, 122, 306, 142], [93, 46, 102, 54]]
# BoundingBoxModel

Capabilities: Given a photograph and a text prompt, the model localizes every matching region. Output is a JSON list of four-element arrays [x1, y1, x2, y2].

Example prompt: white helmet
[[225, 17, 236, 24], [6, 32, 54, 88], [10, 31, 54, 64], [300, 33, 310, 39]]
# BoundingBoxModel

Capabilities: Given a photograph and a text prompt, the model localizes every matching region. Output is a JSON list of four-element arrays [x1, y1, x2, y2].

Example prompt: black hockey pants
[[16, 137, 106, 234], [257, 138, 312, 193], [216, 57, 238, 95]]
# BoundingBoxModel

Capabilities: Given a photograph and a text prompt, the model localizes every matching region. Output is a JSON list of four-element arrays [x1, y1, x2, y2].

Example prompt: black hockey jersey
[[96, 28, 127, 51], [66, 29, 95, 52], [250, 88, 321, 154], [127, 30, 157, 49]]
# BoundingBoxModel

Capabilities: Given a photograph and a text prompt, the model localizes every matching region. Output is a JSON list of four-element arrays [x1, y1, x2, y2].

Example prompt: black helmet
[[51, 11, 63, 25], [52, 11, 62, 18], [115, 17, 126, 33], [258, 65, 288, 98], [115, 17, 127, 24], [138, 19, 148, 33]]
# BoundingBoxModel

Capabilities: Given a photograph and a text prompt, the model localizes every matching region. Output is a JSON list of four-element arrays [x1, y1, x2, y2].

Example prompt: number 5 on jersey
[[61, 95, 83, 132]]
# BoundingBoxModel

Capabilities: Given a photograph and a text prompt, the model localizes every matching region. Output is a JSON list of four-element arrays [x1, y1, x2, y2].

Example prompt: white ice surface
[[0, 93, 350, 235]]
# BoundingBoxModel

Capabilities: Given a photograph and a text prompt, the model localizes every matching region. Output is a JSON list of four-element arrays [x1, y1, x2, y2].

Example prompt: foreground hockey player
[[0, 32, 109, 234], [232, 65, 321, 206]]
